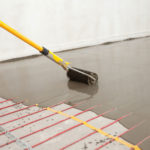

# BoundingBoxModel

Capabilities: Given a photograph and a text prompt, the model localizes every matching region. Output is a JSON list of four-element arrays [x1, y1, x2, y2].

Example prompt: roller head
[[67, 67, 98, 85]]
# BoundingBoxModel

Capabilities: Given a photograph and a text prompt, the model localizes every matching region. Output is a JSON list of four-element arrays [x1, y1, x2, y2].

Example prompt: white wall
[[0, 0, 150, 61]]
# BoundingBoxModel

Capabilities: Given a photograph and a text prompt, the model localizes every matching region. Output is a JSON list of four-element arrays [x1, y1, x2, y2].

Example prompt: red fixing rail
[[60, 112, 132, 150], [0, 99, 12, 104], [0, 101, 23, 110], [0, 100, 66, 126], [30, 108, 115, 148], [95, 121, 145, 150], [0, 104, 36, 117], [0, 104, 99, 148], [0, 100, 87, 136], [136, 136, 150, 146]]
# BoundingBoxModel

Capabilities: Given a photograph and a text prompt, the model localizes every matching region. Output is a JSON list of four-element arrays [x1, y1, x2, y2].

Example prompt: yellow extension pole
[[0, 20, 43, 52], [0, 20, 69, 69]]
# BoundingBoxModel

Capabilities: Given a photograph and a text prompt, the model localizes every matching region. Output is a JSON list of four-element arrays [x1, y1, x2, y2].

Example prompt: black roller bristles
[[67, 67, 98, 85]]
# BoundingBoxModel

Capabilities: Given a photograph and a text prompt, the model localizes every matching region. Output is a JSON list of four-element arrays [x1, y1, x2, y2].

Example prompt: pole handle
[[0, 20, 43, 52], [0, 20, 70, 69]]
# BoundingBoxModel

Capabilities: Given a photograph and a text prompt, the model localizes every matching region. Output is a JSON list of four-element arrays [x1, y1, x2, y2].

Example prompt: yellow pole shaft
[[0, 20, 70, 69], [0, 20, 43, 52]]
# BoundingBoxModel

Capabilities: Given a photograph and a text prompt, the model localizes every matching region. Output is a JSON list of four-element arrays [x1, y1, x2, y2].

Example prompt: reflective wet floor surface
[[0, 37, 150, 149]]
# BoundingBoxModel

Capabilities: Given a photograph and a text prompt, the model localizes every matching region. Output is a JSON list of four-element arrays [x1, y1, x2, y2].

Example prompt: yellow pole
[[0, 20, 43, 52], [0, 20, 70, 69]]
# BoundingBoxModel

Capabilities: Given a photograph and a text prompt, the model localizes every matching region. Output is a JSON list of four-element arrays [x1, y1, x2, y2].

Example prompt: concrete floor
[[0, 37, 150, 149]]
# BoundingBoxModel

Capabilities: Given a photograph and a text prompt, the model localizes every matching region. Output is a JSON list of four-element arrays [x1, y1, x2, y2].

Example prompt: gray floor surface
[[0, 37, 150, 149]]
